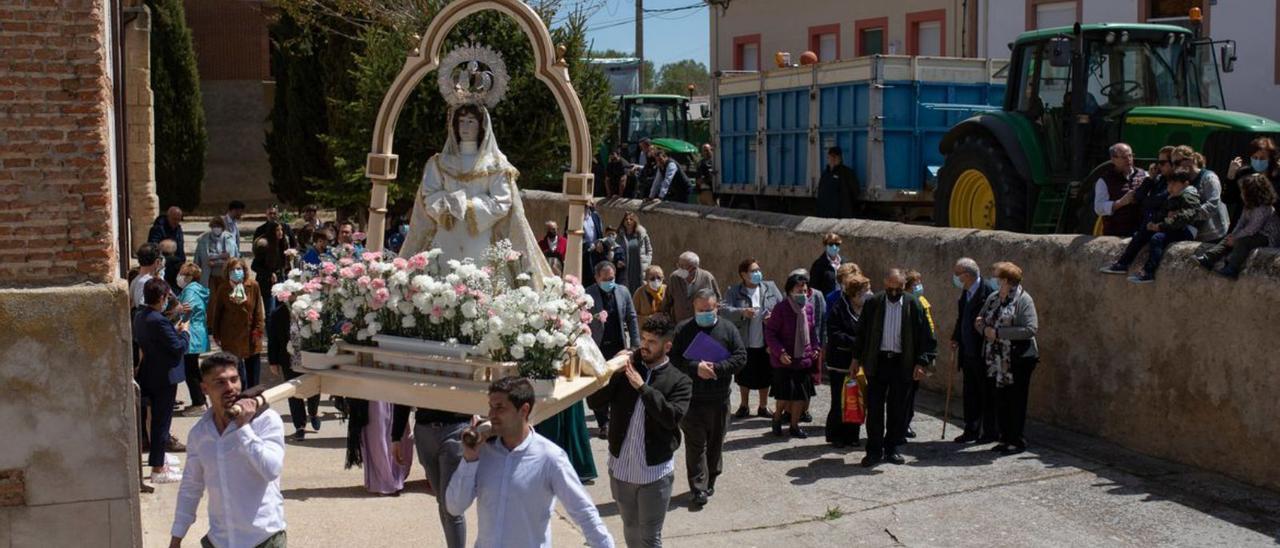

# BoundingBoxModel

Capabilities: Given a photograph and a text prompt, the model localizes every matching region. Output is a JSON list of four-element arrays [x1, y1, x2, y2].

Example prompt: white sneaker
[[165, 454, 181, 467], [150, 468, 183, 484]]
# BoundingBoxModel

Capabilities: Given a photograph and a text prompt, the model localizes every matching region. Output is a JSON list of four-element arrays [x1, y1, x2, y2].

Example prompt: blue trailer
[[713, 55, 1007, 220]]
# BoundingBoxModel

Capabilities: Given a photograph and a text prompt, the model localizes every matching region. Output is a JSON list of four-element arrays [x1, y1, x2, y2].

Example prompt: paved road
[[140, 372, 1280, 547]]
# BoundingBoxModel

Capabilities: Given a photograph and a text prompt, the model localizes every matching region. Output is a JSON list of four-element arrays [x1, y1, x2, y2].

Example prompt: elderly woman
[[632, 265, 666, 326], [193, 216, 237, 290], [133, 278, 189, 483], [975, 262, 1039, 455], [721, 258, 784, 419], [176, 262, 210, 415], [208, 258, 266, 389], [765, 272, 820, 438], [825, 273, 870, 448], [616, 212, 653, 291]]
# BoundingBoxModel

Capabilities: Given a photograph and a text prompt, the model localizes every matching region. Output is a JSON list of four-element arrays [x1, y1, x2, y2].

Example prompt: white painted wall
[[1213, 1, 1280, 122], [1082, 0, 1137, 24], [980, 0, 1024, 58]]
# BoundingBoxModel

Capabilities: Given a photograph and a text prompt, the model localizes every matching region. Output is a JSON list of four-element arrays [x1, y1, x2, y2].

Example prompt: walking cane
[[941, 351, 956, 440]]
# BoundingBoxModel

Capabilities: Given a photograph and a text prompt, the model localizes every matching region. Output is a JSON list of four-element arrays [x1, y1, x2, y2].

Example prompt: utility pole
[[636, 0, 644, 92]]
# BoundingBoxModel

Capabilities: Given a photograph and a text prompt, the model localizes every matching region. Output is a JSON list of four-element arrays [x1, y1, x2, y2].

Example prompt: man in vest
[[1093, 142, 1148, 237]]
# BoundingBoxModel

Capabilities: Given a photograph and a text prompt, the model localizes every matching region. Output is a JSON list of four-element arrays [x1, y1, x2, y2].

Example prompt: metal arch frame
[[363, 0, 594, 280]]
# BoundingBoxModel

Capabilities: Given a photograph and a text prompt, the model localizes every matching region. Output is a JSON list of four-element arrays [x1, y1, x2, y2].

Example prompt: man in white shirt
[[222, 200, 246, 257], [130, 242, 162, 311], [447, 377, 613, 548], [170, 352, 286, 548]]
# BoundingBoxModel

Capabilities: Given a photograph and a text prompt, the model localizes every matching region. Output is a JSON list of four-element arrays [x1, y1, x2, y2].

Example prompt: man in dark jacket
[[586, 261, 640, 436], [253, 204, 298, 250], [148, 206, 186, 261], [671, 289, 746, 507], [854, 269, 936, 467], [587, 315, 692, 548], [815, 147, 859, 219], [949, 258, 997, 443]]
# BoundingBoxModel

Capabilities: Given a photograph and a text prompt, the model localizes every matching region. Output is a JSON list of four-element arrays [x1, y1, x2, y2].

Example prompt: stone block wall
[[522, 191, 1280, 491]]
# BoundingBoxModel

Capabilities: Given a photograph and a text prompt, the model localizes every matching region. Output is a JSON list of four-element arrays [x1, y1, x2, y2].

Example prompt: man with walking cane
[[949, 258, 997, 443]]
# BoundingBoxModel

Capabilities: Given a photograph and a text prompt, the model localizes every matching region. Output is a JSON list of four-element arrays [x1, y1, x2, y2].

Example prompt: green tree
[[654, 59, 709, 96], [588, 48, 655, 92], [272, 0, 613, 218], [147, 0, 207, 211]]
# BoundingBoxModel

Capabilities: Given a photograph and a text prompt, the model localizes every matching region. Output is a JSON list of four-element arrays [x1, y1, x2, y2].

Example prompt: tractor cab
[[608, 94, 698, 168]]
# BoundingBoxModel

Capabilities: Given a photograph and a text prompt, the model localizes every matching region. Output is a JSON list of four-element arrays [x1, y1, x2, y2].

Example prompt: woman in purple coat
[[766, 272, 821, 438]]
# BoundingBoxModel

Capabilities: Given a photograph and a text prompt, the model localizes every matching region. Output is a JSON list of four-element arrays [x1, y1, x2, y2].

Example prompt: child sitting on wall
[[1194, 173, 1280, 279], [1100, 167, 1201, 284]]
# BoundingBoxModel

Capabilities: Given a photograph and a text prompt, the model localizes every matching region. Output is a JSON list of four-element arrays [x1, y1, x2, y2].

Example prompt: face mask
[[399, 224, 409, 236], [674, 268, 690, 280], [791, 294, 807, 306], [176, 275, 190, 289], [599, 280, 616, 293], [749, 271, 764, 285], [952, 275, 964, 289], [230, 269, 245, 284], [211, 227, 223, 237], [984, 277, 999, 291], [911, 284, 924, 296], [886, 289, 903, 303], [695, 311, 717, 327], [826, 244, 840, 257], [648, 279, 662, 291], [1251, 158, 1270, 173]]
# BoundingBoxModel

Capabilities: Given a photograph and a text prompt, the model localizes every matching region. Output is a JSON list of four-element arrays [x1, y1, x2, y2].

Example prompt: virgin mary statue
[[399, 102, 554, 283]]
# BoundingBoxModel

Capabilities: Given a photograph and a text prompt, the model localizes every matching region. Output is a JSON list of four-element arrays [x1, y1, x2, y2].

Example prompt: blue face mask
[[399, 224, 409, 236], [1251, 158, 1271, 173], [952, 274, 964, 289], [695, 311, 717, 327], [230, 268, 245, 283], [749, 271, 763, 284], [826, 244, 840, 257], [911, 284, 924, 296], [791, 294, 807, 306], [599, 280, 616, 293]]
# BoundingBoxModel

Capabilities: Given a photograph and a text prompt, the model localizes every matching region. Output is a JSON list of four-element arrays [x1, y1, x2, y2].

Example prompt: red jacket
[[539, 234, 566, 263]]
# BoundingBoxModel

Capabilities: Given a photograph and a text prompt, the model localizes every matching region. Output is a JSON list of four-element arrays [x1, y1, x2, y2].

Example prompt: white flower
[[300, 325, 313, 338], [461, 301, 478, 319], [510, 344, 526, 360], [402, 315, 417, 328], [552, 332, 568, 347], [536, 330, 554, 346], [517, 333, 536, 347]]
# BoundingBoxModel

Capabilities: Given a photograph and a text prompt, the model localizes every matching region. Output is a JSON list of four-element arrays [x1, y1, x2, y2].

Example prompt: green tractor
[[597, 94, 701, 185], [936, 19, 1280, 234]]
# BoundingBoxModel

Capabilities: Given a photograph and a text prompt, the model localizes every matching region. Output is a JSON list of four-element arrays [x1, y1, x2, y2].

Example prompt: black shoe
[[849, 439, 862, 447], [800, 411, 813, 423], [991, 443, 1010, 452], [904, 427, 916, 439], [790, 427, 808, 439], [953, 432, 980, 443], [289, 430, 306, 442], [977, 435, 1000, 444], [311, 416, 322, 431], [771, 421, 784, 437], [860, 454, 882, 468], [999, 444, 1026, 456], [885, 452, 906, 465], [706, 486, 715, 497], [1194, 255, 1213, 270], [733, 406, 749, 419], [756, 407, 773, 419], [691, 490, 709, 507], [595, 426, 608, 440], [830, 441, 847, 449]]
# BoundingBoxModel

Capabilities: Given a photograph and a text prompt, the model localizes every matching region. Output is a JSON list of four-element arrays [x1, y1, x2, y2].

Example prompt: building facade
[[710, 0, 1280, 121]]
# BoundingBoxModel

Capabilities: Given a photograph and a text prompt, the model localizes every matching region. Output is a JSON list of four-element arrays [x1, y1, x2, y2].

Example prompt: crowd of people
[[1096, 138, 1280, 281]]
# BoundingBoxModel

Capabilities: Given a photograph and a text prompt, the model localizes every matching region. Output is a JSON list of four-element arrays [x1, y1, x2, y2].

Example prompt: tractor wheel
[[935, 135, 1030, 231]]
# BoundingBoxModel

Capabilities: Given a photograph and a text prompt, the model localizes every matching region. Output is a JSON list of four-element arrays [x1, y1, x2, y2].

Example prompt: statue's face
[[457, 112, 480, 143]]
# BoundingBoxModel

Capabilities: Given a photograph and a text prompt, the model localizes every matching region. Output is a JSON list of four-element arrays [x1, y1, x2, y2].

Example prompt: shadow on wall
[[520, 190, 1280, 493]]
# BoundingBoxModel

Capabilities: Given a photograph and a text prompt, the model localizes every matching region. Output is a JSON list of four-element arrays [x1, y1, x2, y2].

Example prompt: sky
[[555, 0, 711, 70]]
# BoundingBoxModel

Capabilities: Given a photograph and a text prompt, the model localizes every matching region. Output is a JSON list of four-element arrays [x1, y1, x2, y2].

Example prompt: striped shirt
[[879, 298, 903, 353], [607, 359, 676, 484]]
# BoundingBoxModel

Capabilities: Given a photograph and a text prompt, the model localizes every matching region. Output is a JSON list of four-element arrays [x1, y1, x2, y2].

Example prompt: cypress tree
[[265, 13, 336, 206], [146, 0, 207, 211]]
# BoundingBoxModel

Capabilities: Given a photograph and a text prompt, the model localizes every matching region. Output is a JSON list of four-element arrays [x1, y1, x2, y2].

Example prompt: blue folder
[[683, 332, 731, 363]]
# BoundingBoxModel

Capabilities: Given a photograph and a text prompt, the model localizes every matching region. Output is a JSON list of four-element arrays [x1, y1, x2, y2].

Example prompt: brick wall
[[0, 0, 117, 287], [185, 0, 269, 81]]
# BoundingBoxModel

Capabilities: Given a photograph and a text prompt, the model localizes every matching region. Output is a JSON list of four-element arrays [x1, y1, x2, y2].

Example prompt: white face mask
[[674, 268, 690, 280], [648, 279, 662, 291], [176, 275, 190, 289]]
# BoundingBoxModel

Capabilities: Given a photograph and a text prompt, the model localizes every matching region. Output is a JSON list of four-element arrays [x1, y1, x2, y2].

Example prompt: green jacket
[[854, 292, 937, 383], [1157, 186, 1201, 233]]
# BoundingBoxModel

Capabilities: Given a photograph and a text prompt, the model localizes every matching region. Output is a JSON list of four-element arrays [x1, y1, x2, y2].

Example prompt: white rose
[[300, 325, 313, 338], [517, 333, 536, 347], [510, 344, 526, 360], [461, 301, 478, 319], [552, 332, 568, 347], [402, 315, 417, 328], [536, 330, 554, 346]]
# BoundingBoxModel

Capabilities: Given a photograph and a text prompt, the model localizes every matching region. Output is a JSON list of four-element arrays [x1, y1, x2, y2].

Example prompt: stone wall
[[124, 4, 158, 255], [198, 80, 274, 210], [522, 191, 1280, 491]]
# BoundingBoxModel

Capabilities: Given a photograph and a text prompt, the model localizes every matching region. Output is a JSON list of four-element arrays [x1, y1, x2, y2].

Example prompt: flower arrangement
[[272, 241, 593, 379]]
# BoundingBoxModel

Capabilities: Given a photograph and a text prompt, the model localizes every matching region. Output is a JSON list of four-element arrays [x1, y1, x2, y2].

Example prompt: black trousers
[[864, 353, 913, 457], [142, 381, 177, 467], [284, 365, 320, 431], [242, 354, 262, 389], [591, 341, 626, 428], [960, 355, 1000, 439], [680, 400, 730, 494], [1202, 234, 1270, 272], [997, 358, 1038, 448], [183, 354, 204, 407], [824, 370, 861, 445]]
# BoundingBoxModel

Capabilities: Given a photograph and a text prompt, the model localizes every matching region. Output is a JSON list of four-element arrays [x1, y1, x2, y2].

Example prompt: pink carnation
[[357, 275, 372, 288], [579, 310, 593, 324], [338, 267, 356, 279], [340, 322, 354, 335], [431, 306, 443, 318], [370, 278, 387, 290], [353, 231, 367, 242], [361, 251, 380, 262], [392, 257, 409, 270], [351, 263, 367, 277], [374, 287, 390, 302], [322, 262, 337, 275], [305, 309, 320, 322], [596, 311, 609, 324], [454, 284, 467, 296], [408, 254, 429, 270], [276, 291, 293, 301], [339, 258, 354, 266]]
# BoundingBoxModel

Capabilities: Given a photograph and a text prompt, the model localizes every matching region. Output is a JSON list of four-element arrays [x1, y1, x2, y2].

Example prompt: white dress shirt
[[447, 431, 614, 548], [879, 298, 903, 353], [649, 160, 679, 199], [171, 409, 286, 548], [746, 285, 764, 348]]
